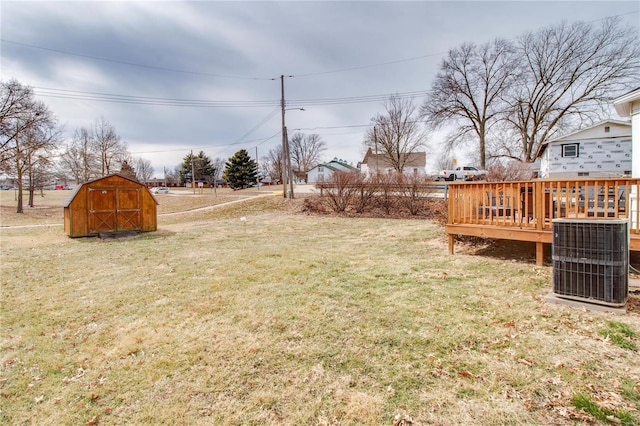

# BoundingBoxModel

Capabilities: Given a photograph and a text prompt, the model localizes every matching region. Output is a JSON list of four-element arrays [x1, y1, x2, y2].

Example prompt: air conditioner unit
[[552, 218, 628, 307]]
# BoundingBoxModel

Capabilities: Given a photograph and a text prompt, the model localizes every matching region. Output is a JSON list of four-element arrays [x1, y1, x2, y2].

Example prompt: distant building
[[307, 158, 358, 183], [359, 148, 426, 175], [536, 120, 631, 179]]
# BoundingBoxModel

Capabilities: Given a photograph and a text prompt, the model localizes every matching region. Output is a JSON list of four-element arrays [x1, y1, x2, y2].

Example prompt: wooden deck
[[446, 178, 640, 265]]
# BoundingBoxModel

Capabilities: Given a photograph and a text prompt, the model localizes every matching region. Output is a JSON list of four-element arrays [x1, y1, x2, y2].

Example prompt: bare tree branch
[[364, 95, 428, 172], [421, 39, 517, 168], [506, 18, 640, 161]]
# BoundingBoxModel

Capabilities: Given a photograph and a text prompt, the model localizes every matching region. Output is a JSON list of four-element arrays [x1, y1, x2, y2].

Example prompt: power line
[[32, 86, 430, 108], [4, 10, 637, 86], [1, 39, 272, 81], [294, 53, 446, 78], [230, 108, 280, 145], [32, 86, 280, 108]]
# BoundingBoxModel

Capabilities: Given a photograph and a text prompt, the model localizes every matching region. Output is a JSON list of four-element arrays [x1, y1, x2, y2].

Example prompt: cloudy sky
[[1, 1, 638, 177]]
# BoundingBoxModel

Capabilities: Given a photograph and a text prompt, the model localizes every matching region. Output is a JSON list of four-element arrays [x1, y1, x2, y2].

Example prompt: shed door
[[88, 187, 142, 233], [116, 188, 142, 231]]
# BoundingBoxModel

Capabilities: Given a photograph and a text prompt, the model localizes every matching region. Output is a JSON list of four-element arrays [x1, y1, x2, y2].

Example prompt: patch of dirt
[[625, 294, 640, 314], [454, 237, 553, 265]]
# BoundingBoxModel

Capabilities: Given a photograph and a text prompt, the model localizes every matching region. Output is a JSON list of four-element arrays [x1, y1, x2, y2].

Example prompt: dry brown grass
[[2, 189, 640, 425]]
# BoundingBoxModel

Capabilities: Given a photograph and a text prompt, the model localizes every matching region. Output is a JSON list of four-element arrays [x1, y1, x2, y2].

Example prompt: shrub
[[322, 171, 361, 213]]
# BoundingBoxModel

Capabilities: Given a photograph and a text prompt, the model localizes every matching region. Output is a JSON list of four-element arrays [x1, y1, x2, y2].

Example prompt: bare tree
[[25, 122, 60, 206], [0, 80, 58, 213], [0, 80, 52, 168], [504, 18, 640, 162], [92, 117, 127, 176], [434, 151, 455, 172], [261, 145, 283, 184], [134, 157, 154, 183], [211, 157, 225, 186], [364, 95, 428, 173], [59, 128, 98, 184], [421, 39, 517, 169], [289, 133, 326, 178]]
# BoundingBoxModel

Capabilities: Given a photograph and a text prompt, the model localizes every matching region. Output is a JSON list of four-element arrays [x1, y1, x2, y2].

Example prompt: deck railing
[[446, 178, 640, 265], [447, 178, 640, 233]]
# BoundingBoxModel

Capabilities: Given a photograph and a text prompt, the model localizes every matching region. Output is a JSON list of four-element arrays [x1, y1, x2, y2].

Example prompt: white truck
[[438, 166, 487, 181]]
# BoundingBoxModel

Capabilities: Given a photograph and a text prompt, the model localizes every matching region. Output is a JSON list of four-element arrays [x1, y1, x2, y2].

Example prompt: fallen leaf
[[518, 358, 533, 367], [606, 415, 622, 425], [86, 415, 99, 426], [458, 370, 473, 378]]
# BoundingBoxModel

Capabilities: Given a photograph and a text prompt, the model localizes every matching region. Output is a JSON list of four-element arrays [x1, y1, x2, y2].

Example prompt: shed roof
[[62, 174, 157, 207]]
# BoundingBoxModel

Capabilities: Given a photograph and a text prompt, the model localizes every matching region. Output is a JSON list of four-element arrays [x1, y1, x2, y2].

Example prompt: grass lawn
[[2, 189, 640, 425]]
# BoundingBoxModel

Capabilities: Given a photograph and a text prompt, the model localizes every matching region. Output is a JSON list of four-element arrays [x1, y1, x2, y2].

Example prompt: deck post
[[536, 242, 544, 266], [448, 234, 455, 255], [534, 181, 545, 265]]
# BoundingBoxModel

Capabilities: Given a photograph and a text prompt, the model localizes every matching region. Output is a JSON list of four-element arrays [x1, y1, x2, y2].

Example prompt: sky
[[1, 1, 638, 178]]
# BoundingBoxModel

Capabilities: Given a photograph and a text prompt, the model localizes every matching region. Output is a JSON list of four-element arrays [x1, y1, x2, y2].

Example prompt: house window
[[317, 166, 324, 172], [605, 126, 610, 133], [578, 172, 589, 177], [562, 143, 579, 158]]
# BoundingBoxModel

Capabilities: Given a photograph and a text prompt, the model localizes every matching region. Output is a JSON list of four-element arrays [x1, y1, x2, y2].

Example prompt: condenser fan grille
[[552, 219, 628, 307]]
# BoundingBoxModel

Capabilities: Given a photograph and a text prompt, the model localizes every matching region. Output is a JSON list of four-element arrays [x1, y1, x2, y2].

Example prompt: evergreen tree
[[223, 149, 257, 190], [119, 160, 137, 180], [178, 151, 215, 185]]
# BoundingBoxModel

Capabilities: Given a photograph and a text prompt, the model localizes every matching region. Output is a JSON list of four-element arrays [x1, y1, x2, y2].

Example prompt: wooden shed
[[63, 174, 158, 237]]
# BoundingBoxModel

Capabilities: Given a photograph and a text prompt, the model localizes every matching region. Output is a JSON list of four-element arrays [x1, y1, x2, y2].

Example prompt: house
[[359, 148, 426, 176], [535, 120, 632, 179], [306, 158, 357, 183], [63, 173, 158, 237], [614, 87, 640, 177]]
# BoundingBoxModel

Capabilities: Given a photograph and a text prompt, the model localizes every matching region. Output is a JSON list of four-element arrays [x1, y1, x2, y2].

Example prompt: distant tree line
[[0, 80, 156, 213]]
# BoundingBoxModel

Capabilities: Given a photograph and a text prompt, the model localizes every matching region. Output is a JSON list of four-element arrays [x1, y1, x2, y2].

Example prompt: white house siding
[[614, 88, 640, 177], [307, 165, 327, 183], [614, 87, 640, 228], [538, 121, 631, 179], [307, 159, 356, 183]]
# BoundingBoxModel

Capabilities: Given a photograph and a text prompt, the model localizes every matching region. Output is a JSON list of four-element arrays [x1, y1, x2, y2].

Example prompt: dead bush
[[485, 160, 536, 182], [395, 172, 433, 215], [322, 171, 361, 213], [373, 173, 399, 214], [353, 174, 378, 213]]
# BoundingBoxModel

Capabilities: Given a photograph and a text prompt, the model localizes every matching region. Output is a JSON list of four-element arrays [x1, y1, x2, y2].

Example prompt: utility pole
[[374, 126, 379, 175], [256, 146, 260, 191], [280, 75, 288, 198], [190, 149, 196, 194], [284, 127, 294, 199]]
